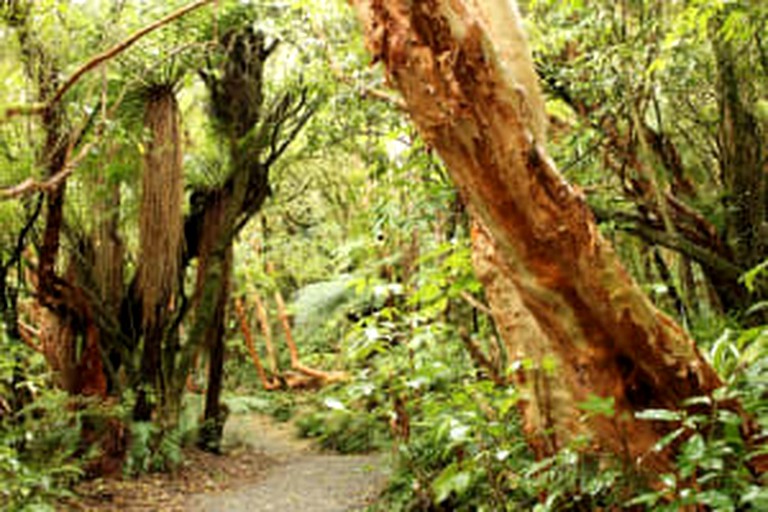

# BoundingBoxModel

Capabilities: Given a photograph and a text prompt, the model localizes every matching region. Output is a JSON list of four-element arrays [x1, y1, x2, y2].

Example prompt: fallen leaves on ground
[[62, 446, 275, 511]]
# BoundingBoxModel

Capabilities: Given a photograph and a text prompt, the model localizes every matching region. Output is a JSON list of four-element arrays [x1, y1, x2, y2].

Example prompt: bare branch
[[459, 290, 493, 317]]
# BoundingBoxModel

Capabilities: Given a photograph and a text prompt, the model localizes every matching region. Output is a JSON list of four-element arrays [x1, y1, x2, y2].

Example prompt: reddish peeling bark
[[470, 219, 584, 458], [352, 0, 727, 472]]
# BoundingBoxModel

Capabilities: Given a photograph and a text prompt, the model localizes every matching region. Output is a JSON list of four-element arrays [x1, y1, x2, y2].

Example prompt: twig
[[0, 140, 96, 200], [17, 321, 43, 353], [458, 328, 506, 386], [1, 85, 129, 200], [459, 290, 493, 317]]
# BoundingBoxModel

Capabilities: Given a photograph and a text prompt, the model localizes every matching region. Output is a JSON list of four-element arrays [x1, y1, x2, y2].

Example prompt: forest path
[[184, 413, 389, 511]]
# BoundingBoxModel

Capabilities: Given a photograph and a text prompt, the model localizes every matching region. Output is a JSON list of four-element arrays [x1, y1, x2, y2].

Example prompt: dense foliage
[[0, 0, 766, 510]]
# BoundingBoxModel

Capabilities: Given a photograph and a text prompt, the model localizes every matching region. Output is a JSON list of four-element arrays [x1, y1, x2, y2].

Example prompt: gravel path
[[185, 414, 389, 512]]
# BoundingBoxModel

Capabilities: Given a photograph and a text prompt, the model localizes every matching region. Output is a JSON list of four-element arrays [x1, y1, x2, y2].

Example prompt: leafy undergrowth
[[281, 260, 768, 511], [292, 339, 768, 511]]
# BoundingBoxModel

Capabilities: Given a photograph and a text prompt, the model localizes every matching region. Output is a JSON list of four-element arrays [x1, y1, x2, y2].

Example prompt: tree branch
[[594, 207, 745, 281], [3, 0, 215, 120], [1, 86, 128, 201]]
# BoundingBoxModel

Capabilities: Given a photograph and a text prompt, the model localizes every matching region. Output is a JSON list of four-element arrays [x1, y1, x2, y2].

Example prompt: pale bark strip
[[470, 218, 584, 458], [351, 0, 723, 471]]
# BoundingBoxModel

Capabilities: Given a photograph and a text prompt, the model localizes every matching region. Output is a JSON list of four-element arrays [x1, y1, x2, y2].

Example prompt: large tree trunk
[[134, 87, 184, 422], [470, 219, 584, 458], [351, 0, 727, 472]]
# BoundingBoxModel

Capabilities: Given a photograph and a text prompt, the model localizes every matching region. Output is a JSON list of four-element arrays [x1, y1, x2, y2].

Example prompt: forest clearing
[[1, 0, 767, 510]]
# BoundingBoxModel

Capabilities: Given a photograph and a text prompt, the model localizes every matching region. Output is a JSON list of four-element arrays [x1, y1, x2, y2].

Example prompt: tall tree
[[133, 84, 184, 424], [2, 0, 110, 398], [349, 0, 751, 473], [187, 24, 316, 451]]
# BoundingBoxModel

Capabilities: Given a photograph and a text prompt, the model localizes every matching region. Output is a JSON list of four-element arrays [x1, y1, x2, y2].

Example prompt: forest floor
[[66, 413, 389, 511]]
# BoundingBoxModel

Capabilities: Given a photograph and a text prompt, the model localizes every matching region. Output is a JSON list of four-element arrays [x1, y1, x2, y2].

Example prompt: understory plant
[[292, 260, 768, 511], [0, 330, 84, 510]]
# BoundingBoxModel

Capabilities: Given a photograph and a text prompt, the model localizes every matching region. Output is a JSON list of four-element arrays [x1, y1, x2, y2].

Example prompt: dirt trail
[[184, 414, 389, 511]]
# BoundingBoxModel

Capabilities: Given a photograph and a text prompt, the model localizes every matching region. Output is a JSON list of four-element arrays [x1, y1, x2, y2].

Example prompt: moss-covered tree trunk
[[190, 27, 274, 451], [711, 13, 766, 312], [351, 0, 730, 472], [197, 243, 232, 452], [183, 24, 313, 452]]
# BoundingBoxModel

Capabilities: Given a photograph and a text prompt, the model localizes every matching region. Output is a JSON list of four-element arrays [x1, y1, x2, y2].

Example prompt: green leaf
[[681, 433, 706, 462], [577, 394, 615, 418], [696, 490, 734, 510], [625, 491, 663, 508], [432, 463, 472, 504], [652, 427, 685, 453], [716, 409, 742, 427], [741, 486, 768, 508], [635, 409, 682, 422], [741, 260, 768, 292]]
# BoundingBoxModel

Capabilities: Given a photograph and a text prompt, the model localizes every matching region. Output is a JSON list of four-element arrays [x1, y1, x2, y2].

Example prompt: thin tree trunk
[[351, 0, 730, 472], [274, 289, 338, 381], [253, 292, 279, 376], [234, 297, 275, 389], [712, 16, 766, 273], [199, 246, 232, 453]]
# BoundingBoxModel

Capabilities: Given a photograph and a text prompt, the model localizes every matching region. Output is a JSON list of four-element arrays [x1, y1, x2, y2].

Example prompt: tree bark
[[234, 297, 275, 390], [470, 218, 584, 458], [712, 14, 767, 277], [188, 25, 315, 450], [351, 0, 725, 472], [198, 245, 232, 453], [134, 88, 184, 422]]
